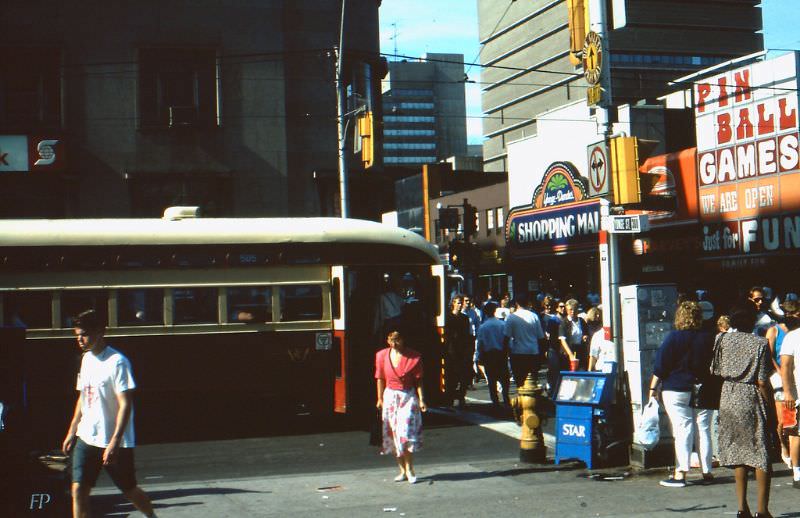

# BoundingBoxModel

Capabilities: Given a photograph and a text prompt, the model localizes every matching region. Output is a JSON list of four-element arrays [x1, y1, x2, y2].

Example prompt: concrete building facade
[[477, 0, 764, 172], [381, 53, 468, 167], [0, 1, 382, 218]]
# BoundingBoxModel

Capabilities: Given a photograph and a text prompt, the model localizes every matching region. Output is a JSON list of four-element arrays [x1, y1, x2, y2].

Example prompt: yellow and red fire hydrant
[[511, 373, 547, 463]]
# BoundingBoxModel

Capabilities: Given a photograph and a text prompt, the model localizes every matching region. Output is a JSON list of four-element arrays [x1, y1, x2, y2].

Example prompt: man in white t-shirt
[[61, 310, 157, 518], [780, 324, 800, 488], [503, 292, 545, 387]]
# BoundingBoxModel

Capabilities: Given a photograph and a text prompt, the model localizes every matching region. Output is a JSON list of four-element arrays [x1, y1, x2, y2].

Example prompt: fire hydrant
[[511, 373, 547, 463]]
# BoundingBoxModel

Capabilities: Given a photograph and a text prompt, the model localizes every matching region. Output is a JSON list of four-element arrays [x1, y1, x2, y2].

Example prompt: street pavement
[[89, 380, 800, 517]]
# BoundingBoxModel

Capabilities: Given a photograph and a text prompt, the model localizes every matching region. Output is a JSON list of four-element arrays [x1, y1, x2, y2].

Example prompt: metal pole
[[590, 0, 623, 374], [335, 0, 349, 218]]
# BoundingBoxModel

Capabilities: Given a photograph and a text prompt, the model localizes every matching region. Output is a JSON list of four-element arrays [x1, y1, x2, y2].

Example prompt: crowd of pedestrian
[[647, 286, 800, 518], [440, 289, 613, 411]]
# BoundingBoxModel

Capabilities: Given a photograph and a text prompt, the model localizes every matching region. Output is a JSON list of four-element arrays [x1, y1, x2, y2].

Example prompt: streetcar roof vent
[[163, 206, 201, 221]]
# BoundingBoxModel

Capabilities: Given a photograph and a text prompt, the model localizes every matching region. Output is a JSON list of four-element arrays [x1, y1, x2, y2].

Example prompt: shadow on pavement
[[427, 462, 584, 483], [92, 486, 270, 516], [664, 504, 728, 513]]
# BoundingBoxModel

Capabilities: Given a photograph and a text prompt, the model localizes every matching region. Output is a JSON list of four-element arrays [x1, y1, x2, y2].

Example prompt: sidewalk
[[91, 380, 800, 517], [93, 455, 800, 517]]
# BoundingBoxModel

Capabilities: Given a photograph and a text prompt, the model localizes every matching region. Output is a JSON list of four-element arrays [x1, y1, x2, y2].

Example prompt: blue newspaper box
[[554, 371, 615, 469]]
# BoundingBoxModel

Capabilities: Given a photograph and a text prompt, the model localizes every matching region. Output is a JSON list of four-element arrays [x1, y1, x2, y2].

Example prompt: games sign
[[693, 52, 800, 256]]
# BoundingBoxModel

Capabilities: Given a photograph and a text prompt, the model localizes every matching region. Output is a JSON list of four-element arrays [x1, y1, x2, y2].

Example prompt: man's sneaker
[[659, 476, 687, 488], [793, 479, 800, 489]]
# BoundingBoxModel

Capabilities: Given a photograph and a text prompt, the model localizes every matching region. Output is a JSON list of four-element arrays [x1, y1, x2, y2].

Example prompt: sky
[[378, 0, 800, 145]]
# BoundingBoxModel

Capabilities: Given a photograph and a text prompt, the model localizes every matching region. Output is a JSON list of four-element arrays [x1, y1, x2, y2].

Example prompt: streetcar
[[0, 209, 445, 444]]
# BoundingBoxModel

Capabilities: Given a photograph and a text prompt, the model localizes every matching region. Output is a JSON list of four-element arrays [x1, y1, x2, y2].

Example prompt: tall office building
[[477, 0, 763, 172], [381, 53, 468, 166], [0, 1, 381, 218]]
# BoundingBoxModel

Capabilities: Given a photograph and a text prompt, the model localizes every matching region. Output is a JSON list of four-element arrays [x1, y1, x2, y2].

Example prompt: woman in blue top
[[766, 299, 799, 467], [648, 301, 715, 487]]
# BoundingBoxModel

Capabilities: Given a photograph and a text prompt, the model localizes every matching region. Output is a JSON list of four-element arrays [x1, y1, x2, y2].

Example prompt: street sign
[[587, 84, 602, 106], [602, 214, 650, 234], [587, 140, 609, 196]]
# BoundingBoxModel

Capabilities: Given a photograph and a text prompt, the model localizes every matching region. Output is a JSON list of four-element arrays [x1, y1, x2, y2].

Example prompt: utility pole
[[588, 0, 622, 368], [335, 0, 349, 218]]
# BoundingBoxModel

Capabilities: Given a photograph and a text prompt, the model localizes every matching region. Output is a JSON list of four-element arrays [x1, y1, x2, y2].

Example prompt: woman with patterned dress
[[649, 301, 714, 487], [712, 304, 776, 518], [375, 329, 426, 484]]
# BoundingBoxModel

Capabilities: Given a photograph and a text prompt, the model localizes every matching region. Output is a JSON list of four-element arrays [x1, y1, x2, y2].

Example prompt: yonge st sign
[[694, 52, 800, 256]]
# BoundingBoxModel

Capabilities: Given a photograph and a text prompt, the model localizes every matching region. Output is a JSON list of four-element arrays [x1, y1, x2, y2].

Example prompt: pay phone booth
[[554, 371, 616, 469], [620, 283, 677, 468]]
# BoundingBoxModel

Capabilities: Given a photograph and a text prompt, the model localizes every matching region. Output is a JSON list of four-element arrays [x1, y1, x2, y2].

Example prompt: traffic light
[[609, 136, 660, 206], [438, 207, 459, 230], [463, 203, 477, 238], [449, 239, 464, 269], [357, 111, 374, 169], [567, 0, 589, 66]]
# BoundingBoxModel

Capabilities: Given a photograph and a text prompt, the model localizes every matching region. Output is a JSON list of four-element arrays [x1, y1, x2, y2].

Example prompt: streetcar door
[[331, 266, 347, 413]]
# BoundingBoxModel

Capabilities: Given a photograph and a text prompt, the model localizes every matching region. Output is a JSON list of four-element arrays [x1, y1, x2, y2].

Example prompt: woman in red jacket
[[375, 329, 427, 484]]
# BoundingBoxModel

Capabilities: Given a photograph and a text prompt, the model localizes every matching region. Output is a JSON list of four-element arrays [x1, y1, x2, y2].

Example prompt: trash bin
[[1, 327, 71, 516], [554, 370, 615, 469], [19, 452, 72, 516]]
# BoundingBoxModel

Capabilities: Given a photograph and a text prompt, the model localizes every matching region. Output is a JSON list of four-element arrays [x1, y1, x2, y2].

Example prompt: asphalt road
[[99, 405, 520, 487], [76, 382, 800, 517]]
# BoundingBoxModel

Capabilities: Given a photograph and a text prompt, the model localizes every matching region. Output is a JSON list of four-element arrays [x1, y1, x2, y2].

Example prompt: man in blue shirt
[[477, 302, 510, 407]]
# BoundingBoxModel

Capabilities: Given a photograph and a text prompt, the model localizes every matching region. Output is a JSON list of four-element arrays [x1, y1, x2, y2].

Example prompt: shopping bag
[[635, 397, 661, 450]]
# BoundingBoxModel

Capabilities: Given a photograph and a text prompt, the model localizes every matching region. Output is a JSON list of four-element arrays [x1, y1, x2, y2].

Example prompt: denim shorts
[[71, 437, 137, 491]]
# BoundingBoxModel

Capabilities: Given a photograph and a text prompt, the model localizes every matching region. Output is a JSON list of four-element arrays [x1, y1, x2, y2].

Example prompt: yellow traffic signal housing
[[357, 111, 374, 169], [567, 0, 589, 66], [609, 136, 641, 205]]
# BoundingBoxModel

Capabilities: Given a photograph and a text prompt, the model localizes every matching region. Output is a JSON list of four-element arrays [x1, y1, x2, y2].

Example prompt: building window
[[391, 89, 434, 97], [0, 47, 61, 128], [138, 48, 218, 128], [384, 156, 437, 164], [486, 208, 494, 235], [383, 143, 436, 150], [384, 115, 435, 123], [496, 207, 504, 234], [384, 129, 435, 137], [399, 102, 435, 110]]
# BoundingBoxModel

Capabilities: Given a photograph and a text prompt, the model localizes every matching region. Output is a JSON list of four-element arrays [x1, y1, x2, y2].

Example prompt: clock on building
[[583, 31, 602, 86]]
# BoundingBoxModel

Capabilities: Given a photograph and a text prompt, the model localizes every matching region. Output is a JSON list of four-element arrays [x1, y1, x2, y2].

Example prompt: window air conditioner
[[169, 105, 197, 127]]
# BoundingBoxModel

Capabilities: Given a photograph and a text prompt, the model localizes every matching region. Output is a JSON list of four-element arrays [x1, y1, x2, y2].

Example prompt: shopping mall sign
[[506, 162, 599, 258], [693, 52, 800, 256]]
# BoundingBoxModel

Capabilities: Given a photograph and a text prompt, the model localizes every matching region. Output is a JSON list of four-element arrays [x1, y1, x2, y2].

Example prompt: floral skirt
[[381, 387, 422, 457]]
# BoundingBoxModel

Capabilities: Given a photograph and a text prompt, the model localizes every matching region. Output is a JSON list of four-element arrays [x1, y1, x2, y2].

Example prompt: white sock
[[793, 466, 800, 481]]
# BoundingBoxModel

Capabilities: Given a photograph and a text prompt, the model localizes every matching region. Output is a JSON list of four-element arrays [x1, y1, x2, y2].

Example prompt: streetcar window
[[3, 291, 52, 329], [227, 286, 272, 323], [331, 278, 341, 320], [280, 285, 323, 321], [61, 290, 108, 329], [118, 288, 164, 326], [173, 287, 217, 324]]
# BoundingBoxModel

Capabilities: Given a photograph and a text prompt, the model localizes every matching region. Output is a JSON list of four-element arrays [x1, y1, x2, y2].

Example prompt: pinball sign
[[693, 52, 800, 256]]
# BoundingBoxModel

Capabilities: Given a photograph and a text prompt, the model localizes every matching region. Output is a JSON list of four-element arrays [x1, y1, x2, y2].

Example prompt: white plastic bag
[[635, 397, 661, 450]]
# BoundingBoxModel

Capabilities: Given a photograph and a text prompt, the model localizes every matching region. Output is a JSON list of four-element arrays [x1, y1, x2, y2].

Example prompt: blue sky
[[378, 0, 800, 144]]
